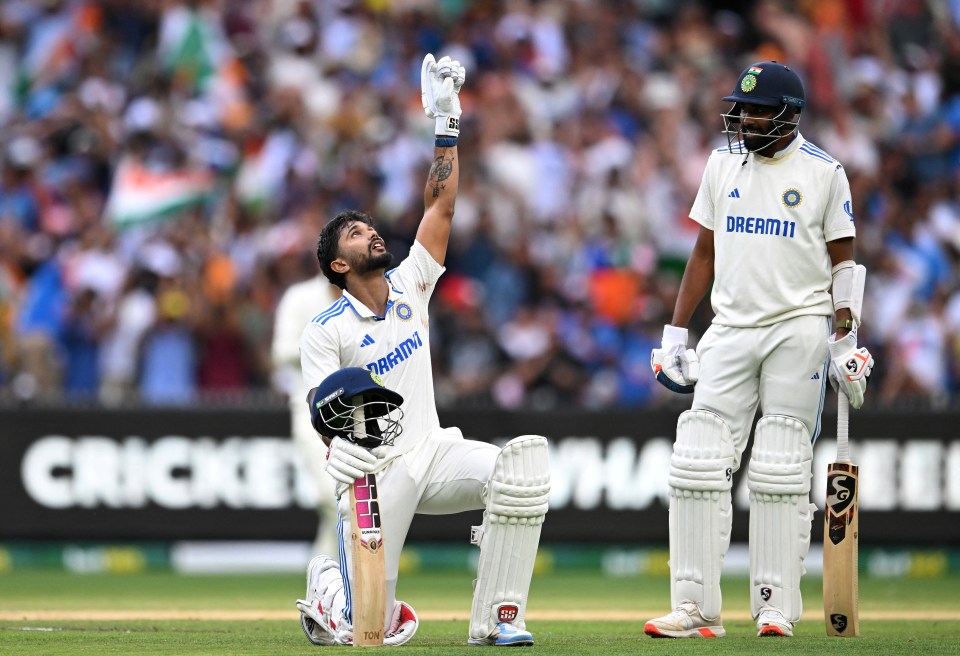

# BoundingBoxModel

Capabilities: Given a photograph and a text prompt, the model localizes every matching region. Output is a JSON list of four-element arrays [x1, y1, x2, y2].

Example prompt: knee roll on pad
[[469, 435, 550, 641], [748, 415, 813, 622], [669, 410, 735, 620]]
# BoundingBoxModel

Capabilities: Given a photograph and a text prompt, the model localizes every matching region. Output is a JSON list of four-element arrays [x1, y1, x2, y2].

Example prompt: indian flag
[[748, 66, 764, 75], [105, 158, 214, 228]]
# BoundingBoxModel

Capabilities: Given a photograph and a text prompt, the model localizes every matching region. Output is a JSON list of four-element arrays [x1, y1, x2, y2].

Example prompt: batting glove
[[421, 53, 464, 136], [650, 325, 700, 394], [827, 332, 874, 409], [383, 600, 419, 646], [324, 436, 382, 486]]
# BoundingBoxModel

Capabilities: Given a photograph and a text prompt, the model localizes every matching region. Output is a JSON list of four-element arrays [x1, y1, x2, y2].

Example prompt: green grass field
[[1, 569, 959, 655]]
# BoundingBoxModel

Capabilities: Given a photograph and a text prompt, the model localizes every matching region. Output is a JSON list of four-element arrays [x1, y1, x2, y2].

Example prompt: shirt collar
[[342, 285, 404, 320], [754, 132, 803, 162]]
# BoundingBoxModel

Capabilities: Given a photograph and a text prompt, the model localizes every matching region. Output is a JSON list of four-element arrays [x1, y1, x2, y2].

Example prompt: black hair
[[316, 209, 376, 289]]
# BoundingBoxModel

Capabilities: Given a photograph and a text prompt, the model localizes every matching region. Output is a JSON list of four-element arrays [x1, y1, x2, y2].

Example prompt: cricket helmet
[[721, 61, 805, 154], [309, 367, 404, 447]]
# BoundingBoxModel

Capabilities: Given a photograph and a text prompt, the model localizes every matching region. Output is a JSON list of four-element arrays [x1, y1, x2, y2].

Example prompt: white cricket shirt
[[300, 240, 443, 455], [689, 134, 856, 327]]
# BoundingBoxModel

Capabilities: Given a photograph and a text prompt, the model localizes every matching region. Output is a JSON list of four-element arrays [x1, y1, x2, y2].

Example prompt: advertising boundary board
[[0, 405, 957, 545]]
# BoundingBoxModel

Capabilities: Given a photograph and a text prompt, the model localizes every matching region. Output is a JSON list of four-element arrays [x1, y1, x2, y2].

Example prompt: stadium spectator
[[0, 0, 958, 407]]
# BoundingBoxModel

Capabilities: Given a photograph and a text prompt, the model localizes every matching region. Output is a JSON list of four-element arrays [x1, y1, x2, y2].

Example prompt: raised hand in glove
[[324, 436, 384, 486], [421, 53, 465, 136], [827, 332, 874, 409], [650, 325, 700, 394]]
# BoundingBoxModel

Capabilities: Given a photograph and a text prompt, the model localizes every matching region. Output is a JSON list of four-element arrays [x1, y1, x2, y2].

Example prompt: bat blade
[[350, 473, 386, 647], [823, 460, 860, 637]]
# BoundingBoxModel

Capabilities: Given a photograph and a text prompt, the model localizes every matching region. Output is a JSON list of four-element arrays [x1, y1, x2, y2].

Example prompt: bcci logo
[[369, 371, 385, 387], [782, 188, 802, 208], [740, 74, 757, 92], [396, 302, 413, 321]]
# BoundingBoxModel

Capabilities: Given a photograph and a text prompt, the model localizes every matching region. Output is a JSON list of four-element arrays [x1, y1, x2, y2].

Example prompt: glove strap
[[435, 116, 460, 137]]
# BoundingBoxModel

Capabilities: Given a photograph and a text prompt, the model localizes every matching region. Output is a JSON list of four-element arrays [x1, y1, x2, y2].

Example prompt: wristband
[[834, 319, 855, 330], [435, 137, 457, 147]]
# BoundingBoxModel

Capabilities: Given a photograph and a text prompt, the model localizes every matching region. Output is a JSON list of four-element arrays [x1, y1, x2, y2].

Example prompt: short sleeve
[[823, 164, 857, 242], [689, 155, 716, 230], [299, 322, 342, 402], [389, 240, 446, 305]]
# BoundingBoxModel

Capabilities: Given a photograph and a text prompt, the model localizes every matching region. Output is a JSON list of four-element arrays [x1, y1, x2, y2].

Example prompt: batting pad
[[669, 410, 735, 620], [469, 435, 550, 642], [748, 415, 814, 622]]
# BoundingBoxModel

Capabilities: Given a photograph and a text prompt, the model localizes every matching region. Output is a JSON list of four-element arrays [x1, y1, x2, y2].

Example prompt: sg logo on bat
[[825, 466, 858, 545], [830, 613, 848, 633]]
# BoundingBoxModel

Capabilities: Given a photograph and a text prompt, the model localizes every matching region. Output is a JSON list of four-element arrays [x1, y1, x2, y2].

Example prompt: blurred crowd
[[2, 0, 960, 408]]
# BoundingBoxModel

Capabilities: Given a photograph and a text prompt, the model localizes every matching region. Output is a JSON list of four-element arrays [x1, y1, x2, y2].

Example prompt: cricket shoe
[[643, 601, 725, 638], [756, 607, 793, 637], [468, 622, 534, 646]]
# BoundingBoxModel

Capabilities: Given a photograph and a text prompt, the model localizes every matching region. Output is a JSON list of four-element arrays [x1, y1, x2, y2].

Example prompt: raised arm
[[418, 143, 459, 265], [416, 53, 465, 266]]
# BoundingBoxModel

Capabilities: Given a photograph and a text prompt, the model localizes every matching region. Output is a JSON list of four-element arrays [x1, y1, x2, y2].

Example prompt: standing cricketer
[[294, 53, 550, 647], [272, 273, 341, 557], [645, 61, 875, 638]]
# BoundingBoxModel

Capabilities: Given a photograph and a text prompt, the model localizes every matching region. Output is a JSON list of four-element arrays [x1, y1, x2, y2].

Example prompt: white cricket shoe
[[643, 601, 725, 638], [756, 607, 794, 637], [467, 622, 535, 646]]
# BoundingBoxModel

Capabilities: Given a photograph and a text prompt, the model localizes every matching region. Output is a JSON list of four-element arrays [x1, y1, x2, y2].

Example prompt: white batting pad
[[469, 435, 550, 641], [748, 414, 814, 622], [669, 410, 735, 620]]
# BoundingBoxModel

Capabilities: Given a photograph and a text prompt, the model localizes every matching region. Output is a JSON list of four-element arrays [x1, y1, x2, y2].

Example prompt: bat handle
[[836, 392, 850, 463]]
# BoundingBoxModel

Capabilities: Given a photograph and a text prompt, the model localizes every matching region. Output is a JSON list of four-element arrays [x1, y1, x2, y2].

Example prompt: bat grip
[[352, 395, 366, 441], [836, 392, 850, 463]]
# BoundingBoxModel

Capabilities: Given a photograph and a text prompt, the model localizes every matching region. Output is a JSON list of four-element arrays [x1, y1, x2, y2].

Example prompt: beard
[[355, 250, 393, 274], [743, 129, 779, 153]]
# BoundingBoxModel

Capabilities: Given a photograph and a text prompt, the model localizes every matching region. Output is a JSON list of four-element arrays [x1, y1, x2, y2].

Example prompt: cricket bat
[[823, 392, 860, 637], [349, 399, 386, 647], [350, 472, 385, 646]]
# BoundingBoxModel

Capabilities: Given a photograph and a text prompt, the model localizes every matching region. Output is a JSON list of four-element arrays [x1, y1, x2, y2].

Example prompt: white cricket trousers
[[336, 427, 499, 629], [692, 314, 831, 467]]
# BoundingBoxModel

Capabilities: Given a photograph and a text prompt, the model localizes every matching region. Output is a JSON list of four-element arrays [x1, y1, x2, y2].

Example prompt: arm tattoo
[[429, 150, 455, 198]]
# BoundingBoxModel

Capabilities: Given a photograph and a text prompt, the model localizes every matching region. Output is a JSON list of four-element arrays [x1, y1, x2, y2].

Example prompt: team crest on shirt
[[781, 188, 802, 208], [395, 302, 413, 321], [740, 74, 757, 92]]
